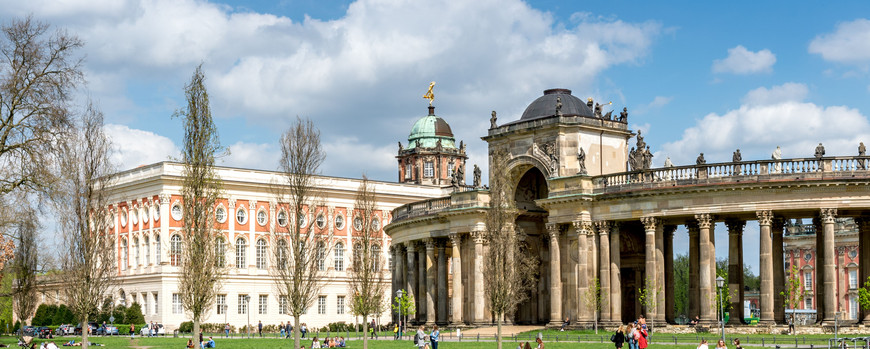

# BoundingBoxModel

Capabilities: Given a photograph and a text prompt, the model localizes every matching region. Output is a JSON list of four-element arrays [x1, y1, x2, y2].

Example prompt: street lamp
[[395, 290, 404, 338], [716, 276, 725, 342], [244, 295, 251, 339]]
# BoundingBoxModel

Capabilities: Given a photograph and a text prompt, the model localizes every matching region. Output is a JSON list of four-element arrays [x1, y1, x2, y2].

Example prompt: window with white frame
[[259, 295, 268, 314], [215, 206, 227, 223], [279, 295, 288, 315], [144, 236, 150, 265], [155, 235, 161, 264], [134, 238, 140, 266], [424, 162, 434, 177], [257, 209, 267, 226], [849, 269, 858, 289], [405, 164, 412, 179], [277, 210, 287, 227], [171, 204, 182, 221], [335, 214, 345, 230], [236, 207, 247, 225], [215, 237, 226, 267], [172, 294, 182, 314], [216, 295, 226, 315], [121, 239, 128, 270], [334, 242, 345, 271], [317, 296, 327, 314], [142, 293, 148, 314], [337, 296, 345, 315], [276, 239, 288, 269], [238, 295, 248, 314], [316, 241, 326, 271], [153, 292, 158, 314], [447, 162, 454, 176], [236, 238, 247, 268], [804, 296, 813, 309], [256, 239, 267, 269], [850, 296, 858, 319], [804, 271, 813, 290], [371, 244, 381, 270], [170, 235, 182, 266]]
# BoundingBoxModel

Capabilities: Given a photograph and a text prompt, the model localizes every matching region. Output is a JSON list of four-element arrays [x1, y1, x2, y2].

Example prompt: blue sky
[[4, 0, 870, 271]]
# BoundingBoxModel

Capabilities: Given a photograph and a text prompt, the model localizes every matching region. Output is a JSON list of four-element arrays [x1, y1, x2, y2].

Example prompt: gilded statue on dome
[[423, 81, 436, 106]]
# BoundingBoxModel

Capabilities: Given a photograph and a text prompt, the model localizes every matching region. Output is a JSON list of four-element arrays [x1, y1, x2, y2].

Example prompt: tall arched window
[[215, 237, 226, 267], [144, 236, 150, 265], [236, 237, 247, 269], [133, 238, 140, 267], [276, 239, 288, 269], [371, 244, 381, 270], [316, 241, 326, 271], [121, 238, 128, 270], [334, 242, 345, 271], [256, 239, 267, 269], [155, 235, 161, 264], [170, 235, 182, 266], [352, 242, 362, 268]]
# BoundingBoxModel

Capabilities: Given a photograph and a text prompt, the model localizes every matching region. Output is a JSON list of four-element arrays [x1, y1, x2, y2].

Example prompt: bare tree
[[0, 16, 83, 196], [781, 264, 805, 334], [270, 117, 330, 349], [583, 277, 606, 334], [347, 175, 387, 349], [11, 205, 39, 323], [174, 64, 226, 349], [57, 103, 116, 349], [483, 147, 538, 349]]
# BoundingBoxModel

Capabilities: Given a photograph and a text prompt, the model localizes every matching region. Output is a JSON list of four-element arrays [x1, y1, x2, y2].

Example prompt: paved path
[[460, 325, 544, 337]]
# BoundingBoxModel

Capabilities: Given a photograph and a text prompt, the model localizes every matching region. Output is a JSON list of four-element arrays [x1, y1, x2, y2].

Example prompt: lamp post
[[245, 295, 251, 339], [396, 290, 404, 339], [716, 276, 725, 342]]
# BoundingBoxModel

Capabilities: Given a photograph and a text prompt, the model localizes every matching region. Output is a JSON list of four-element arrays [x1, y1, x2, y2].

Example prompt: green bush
[[31, 304, 58, 326], [13, 320, 20, 333], [51, 304, 75, 325], [179, 321, 193, 333], [124, 303, 145, 325]]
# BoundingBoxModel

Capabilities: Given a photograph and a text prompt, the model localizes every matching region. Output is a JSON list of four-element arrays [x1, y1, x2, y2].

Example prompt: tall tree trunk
[[82, 314, 89, 349], [193, 320, 201, 349], [496, 315, 503, 349], [363, 315, 369, 349], [294, 316, 301, 349]]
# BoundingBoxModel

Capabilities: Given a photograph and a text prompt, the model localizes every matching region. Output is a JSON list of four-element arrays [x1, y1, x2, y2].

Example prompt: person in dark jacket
[[613, 325, 626, 349]]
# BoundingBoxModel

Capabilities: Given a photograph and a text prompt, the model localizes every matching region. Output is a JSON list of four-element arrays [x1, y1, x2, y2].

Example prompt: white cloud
[[322, 137, 396, 179], [809, 19, 870, 65], [222, 141, 280, 170], [104, 124, 179, 171], [712, 45, 776, 74], [659, 83, 870, 166]]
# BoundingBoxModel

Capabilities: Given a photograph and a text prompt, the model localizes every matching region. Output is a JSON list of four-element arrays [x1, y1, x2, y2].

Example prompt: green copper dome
[[407, 107, 456, 149]]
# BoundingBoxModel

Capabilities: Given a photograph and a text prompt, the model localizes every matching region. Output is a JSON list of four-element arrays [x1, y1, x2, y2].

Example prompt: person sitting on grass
[[311, 336, 321, 349], [201, 336, 215, 348], [338, 337, 346, 347], [186, 339, 194, 348]]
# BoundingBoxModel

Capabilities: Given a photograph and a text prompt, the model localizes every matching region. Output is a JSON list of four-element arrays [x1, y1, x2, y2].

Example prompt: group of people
[[308, 336, 346, 348], [610, 316, 649, 349], [186, 337, 215, 348], [413, 325, 440, 349], [696, 338, 742, 349], [516, 338, 545, 349]]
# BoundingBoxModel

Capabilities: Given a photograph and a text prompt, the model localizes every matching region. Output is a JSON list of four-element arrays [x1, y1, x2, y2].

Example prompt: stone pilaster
[[609, 222, 622, 324], [820, 208, 837, 324], [772, 218, 786, 324], [687, 220, 700, 320], [418, 243, 427, 323], [813, 216, 824, 323], [664, 225, 676, 324], [594, 221, 611, 322], [573, 219, 591, 323], [654, 222, 666, 324], [856, 216, 870, 324], [757, 210, 775, 325], [641, 217, 658, 321], [472, 230, 486, 324], [424, 238, 436, 326], [696, 213, 714, 324], [448, 233, 463, 325], [545, 222, 562, 326], [406, 242, 418, 323], [725, 219, 745, 325], [436, 240, 448, 325]]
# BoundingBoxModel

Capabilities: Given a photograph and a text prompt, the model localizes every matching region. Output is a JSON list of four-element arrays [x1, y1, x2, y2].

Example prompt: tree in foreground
[[781, 264, 805, 334], [637, 276, 661, 334], [271, 117, 330, 349], [347, 175, 387, 349], [583, 277, 606, 334], [57, 103, 116, 349], [392, 289, 415, 338], [483, 147, 538, 349], [11, 205, 39, 324], [174, 64, 226, 349]]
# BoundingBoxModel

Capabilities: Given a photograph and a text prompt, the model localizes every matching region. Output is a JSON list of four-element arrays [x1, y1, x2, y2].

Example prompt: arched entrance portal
[[512, 167, 550, 325]]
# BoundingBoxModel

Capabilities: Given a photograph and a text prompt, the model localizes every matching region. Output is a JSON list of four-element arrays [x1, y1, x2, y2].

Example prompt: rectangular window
[[804, 271, 813, 290], [850, 296, 858, 319], [172, 294, 182, 314], [804, 296, 813, 309], [155, 236, 161, 265], [153, 292, 158, 315], [259, 295, 268, 315], [424, 162, 434, 177], [142, 293, 148, 314], [405, 164, 412, 179], [447, 162, 454, 176], [849, 269, 858, 289], [238, 295, 248, 314], [216, 295, 227, 315], [317, 296, 327, 315], [337, 296, 345, 315], [279, 296, 287, 315]]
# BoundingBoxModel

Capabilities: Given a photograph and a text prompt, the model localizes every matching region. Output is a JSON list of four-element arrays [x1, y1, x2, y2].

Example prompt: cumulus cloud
[[104, 124, 179, 171], [712, 45, 776, 74], [222, 141, 280, 170], [321, 137, 397, 179], [659, 83, 870, 166], [809, 19, 870, 65]]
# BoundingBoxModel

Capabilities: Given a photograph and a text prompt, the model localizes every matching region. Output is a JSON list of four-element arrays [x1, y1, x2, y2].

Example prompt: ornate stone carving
[[555, 96, 563, 116], [696, 153, 706, 165], [815, 143, 825, 159], [593, 220, 610, 235], [732, 149, 742, 162], [532, 140, 559, 175], [820, 208, 837, 223], [159, 193, 170, 204], [618, 107, 628, 122], [471, 230, 486, 244], [490, 111, 497, 129], [640, 216, 658, 232], [756, 210, 774, 226], [472, 165, 481, 188], [572, 219, 593, 236], [577, 147, 587, 175], [545, 223, 559, 240], [695, 213, 712, 229], [448, 233, 462, 247], [860, 142, 866, 156], [250, 200, 258, 209], [228, 198, 237, 209]]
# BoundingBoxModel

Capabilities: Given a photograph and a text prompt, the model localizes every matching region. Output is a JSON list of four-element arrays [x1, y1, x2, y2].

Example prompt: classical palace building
[[385, 87, 870, 328]]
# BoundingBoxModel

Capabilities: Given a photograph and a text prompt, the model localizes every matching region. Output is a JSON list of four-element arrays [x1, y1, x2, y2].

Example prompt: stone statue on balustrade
[[815, 143, 825, 159], [473, 164, 481, 188], [664, 157, 674, 168], [733, 149, 742, 174], [772, 146, 783, 173], [490, 111, 498, 129], [636, 130, 646, 150], [696, 153, 706, 165], [859, 142, 867, 169], [618, 107, 628, 122], [594, 103, 603, 118], [398, 141, 403, 153], [577, 147, 587, 175], [629, 147, 639, 171], [642, 146, 653, 169]]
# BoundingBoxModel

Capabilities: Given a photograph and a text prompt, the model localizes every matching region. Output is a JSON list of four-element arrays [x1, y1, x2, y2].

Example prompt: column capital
[[694, 213, 712, 229], [250, 200, 258, 209], [423, 238, 436, 250], [593, 220, 610, 235], [406, 240, 419, 251], [725, 218, 746, 235], [228, 197, 237, 209], [686, 219, 699, 235], [471, 230, 486, 244], [545, 223, 559, 240], [820, 208, 837, 223], [448, 232, 462, 247], [572, 219, 594, 236], [640, 216, 658, 232], [158, 193, 170, 204], [663, 224, 677, 237], [756, 210, 773, 226], [772, 217, 786, 235]]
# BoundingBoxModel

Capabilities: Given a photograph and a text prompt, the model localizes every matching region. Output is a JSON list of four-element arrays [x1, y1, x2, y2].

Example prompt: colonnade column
[[687, 221, 700, 320], [856, 216, 870, 324], [418, 243, 427, 323], [390, 245, 399, 324], [572, 220, 591, 323], [664, 225, 676, 324], [406, 242, 418, 323], [640, 217, 658, 321], [772, 218, 785, 324], [609, 222, 622, 324], [545, 223, 562, 327], [757, 210, 774, 324], [696, 213, 714, 324], [725, 219, 745, 325], [813, 216, 825, 323], [594, 221, 612, 323], [425, 238, 436, 325], [655, 223, 666, 324], [821, 208, 837, 324], [472, 230, 486, 324], [448, 233, 463, 325]]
